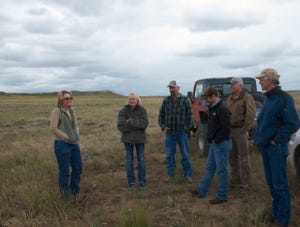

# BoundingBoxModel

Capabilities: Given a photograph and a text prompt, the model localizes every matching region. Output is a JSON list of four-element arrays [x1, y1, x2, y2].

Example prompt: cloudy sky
[[1, 0, 300, 96]]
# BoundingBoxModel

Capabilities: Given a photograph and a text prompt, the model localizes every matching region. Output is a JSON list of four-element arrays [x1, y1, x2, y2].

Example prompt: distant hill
[[0, 90, 123, 97], [70, 90, 123, 97]]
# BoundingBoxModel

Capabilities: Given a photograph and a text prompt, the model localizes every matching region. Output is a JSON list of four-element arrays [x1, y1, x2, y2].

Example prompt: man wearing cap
[[226, 77, 256, 192], [255, 68, 299, 227], [158, 80, 193, 183]]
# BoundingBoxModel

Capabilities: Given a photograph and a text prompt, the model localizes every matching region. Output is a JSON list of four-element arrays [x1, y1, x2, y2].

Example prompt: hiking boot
[[186, 177, 193, 183], [240, 184, 250, 190], [139, 182, 145, 189], [128, 185, 134, 190], [190, 189, 206, 198], [164, 176, 174, 183], [209, 197, 227, 205]]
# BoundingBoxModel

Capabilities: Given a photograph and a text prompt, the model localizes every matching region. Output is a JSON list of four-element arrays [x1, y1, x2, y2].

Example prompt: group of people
[[191, 76, 257, 204], [192, 68, 299, 227], [50, 68, 299, 227]]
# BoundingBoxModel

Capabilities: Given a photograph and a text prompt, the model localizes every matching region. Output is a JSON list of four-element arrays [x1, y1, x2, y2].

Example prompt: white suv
[[288, 129, 300, 183]]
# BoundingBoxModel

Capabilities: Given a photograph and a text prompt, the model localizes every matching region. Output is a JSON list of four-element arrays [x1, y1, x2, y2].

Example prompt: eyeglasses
[[64, 97, 73, 101], [259, 76, 270, 81]]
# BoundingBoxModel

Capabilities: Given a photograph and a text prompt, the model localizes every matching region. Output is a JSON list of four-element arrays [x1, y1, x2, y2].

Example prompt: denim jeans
[[197, 139, 232, 200], [165, 131, 192, 178], [124, 143, 146, 187], [54, 140, 82, 196], [261, 143, 290, 226]]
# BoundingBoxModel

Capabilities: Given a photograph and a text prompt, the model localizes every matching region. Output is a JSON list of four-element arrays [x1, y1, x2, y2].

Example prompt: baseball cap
[[167, 80, 178, 88], [228, 77, 243, 85], [255, 68, 280, 81]]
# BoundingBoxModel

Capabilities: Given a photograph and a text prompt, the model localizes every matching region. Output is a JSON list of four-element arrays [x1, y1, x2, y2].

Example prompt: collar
[[230, 90, 245, 100], [265, 86, 281, 97], [211, 99, 221, 108]]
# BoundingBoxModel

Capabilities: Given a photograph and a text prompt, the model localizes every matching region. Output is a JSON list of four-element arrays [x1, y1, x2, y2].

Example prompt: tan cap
[[255, 68, 280, 81]]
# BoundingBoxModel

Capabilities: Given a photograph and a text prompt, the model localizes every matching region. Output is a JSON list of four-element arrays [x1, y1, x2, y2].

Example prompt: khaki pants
[[229, 128, 251, 186]]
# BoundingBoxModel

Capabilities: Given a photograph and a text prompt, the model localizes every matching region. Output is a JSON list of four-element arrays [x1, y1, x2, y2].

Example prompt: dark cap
[[167, 80, 178, 88]]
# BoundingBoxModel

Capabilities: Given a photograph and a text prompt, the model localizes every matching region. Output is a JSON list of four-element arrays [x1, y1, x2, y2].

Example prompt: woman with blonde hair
[[50, 90, 82, 198], [117, 93, 149, 189]]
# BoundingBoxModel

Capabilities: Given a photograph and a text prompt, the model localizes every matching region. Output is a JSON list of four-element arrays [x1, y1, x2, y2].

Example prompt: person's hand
[[164, 127, 170, 132], [271, 140, 277, 145]]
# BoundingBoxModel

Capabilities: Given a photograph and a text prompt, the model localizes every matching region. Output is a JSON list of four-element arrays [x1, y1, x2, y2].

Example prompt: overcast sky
[[1, 0, 300, 96]]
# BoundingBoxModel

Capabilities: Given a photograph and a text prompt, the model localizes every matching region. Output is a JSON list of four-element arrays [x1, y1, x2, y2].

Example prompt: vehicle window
[[207, 84, 232, 99], [195, 81, 254, 100], [222, 84, 232, 97], [243, 84, 252, 93], [213, 84, 224, 97], [194, 84, 203, 99]]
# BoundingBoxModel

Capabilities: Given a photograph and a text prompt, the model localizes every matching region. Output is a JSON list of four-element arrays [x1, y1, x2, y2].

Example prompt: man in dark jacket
[[191, 86, 232, 205], [255, 68, 299, 227]]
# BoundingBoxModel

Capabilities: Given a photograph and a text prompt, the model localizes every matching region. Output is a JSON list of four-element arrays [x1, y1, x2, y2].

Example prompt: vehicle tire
[[196, 124, 209, 157], [296, 158, 300, 184]]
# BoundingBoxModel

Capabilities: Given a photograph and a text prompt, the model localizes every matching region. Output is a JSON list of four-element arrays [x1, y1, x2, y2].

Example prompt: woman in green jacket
[[117, 93, 149, 189]]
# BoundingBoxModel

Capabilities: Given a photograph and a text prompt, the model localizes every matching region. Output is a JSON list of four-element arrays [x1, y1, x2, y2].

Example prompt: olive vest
[[58, 107, 79, 144]]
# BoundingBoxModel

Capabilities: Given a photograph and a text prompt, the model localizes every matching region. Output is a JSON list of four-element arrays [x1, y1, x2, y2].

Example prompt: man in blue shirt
[[255, 68, 299, 227]]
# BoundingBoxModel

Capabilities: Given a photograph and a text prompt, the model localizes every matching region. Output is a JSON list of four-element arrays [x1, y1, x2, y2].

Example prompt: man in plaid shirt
[[158, 80, 193, 183]]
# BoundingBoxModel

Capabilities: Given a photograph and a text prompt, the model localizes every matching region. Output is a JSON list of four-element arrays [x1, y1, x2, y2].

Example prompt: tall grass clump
[[121, 200, 151, 227]]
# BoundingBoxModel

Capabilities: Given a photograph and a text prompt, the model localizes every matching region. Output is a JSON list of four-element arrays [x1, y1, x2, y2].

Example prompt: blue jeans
[[124, 143, 146, 187], [165, 131, 192, 178], [54, 140, 82, 196], [197, 140, 232, 200], [261, 143, 290, 226]]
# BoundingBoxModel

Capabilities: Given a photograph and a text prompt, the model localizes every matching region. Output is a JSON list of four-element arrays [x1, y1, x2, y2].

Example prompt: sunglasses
[[259, 76, 270, 81], [64, 97, 73, 101]]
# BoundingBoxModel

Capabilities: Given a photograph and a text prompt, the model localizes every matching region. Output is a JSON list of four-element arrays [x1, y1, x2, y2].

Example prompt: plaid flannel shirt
[[158, 94, 192, 134]]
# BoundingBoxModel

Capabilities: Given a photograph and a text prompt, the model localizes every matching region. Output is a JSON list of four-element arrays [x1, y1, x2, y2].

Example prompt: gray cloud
[[27, 7, 48, 16], [45, 0, 114, 16], [183, 46, 230, 58], [0, 0, 300, 94], [184, 10, 264, 32]]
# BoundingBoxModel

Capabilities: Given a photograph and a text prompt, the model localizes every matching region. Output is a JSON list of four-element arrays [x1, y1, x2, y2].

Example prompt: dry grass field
[[1, 91, 300, 227]]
